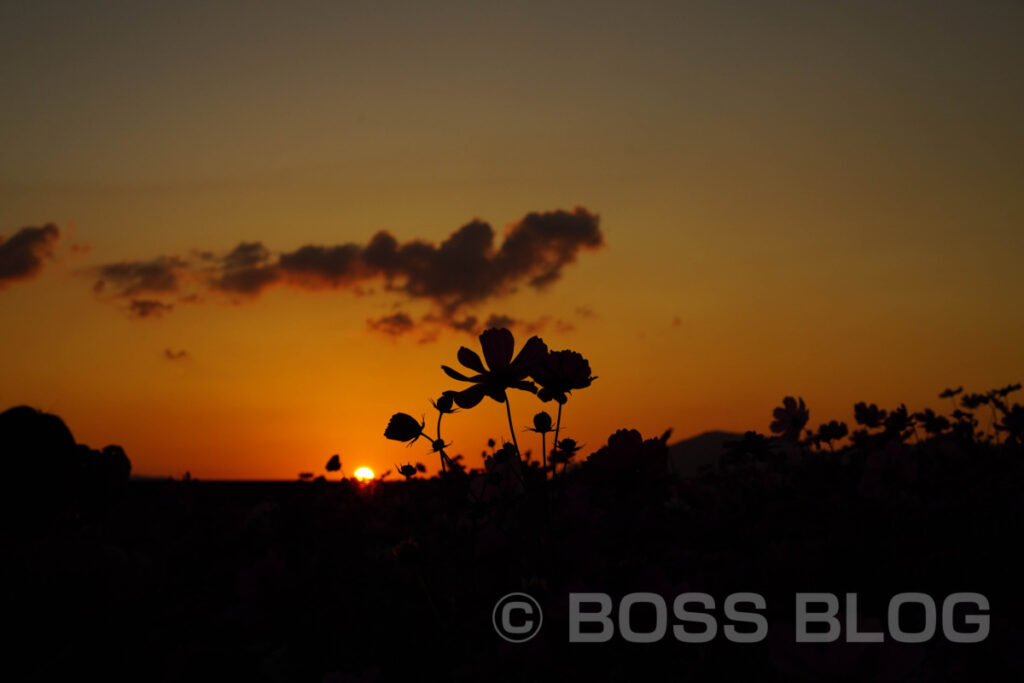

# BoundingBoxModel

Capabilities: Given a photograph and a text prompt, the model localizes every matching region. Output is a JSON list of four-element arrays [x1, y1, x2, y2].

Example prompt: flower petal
[[510, 379, 538, 394], [479, 327, 514, 371], [484, 384, 508, 403], [537, 386, 563, 403], [452, 384, 486, 409], [441, 365, 481, 383], [456, 346, 487, 373], [510, 336, 548, 377]]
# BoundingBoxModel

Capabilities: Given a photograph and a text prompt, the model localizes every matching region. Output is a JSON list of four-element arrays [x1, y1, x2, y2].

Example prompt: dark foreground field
[[8, 424, 1024, 682]]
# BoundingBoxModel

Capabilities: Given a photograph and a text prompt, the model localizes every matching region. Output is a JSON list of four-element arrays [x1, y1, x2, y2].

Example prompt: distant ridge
[[667, 430, 743, 476]]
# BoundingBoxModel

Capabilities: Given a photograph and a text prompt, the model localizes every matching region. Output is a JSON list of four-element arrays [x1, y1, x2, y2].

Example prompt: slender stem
[[505, 398, 521, 461], [541, 433, 547, 476], [504, 397, 528, 490], [436, 413, 446, 473], [990, 404, 1001, 444], [552, 403, 564, 475]]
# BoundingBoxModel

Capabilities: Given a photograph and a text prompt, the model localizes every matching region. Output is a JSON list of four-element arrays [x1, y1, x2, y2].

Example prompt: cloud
[[409, 311, 575, 338], [210, 242, 280, 294], [484, 313, 516, 330], [366, 311, 416, 336], [207, 207, 602, 309], [0, 224, 60, 289], [87, 207, 604, 334], [446, 315, 479, 333], [94, 256, 187, 297], [130, 300, 174, 318], [164, 348, 188, 360]]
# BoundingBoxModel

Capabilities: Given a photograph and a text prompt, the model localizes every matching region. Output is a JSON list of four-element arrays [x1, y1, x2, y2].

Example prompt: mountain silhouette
[[667, 430, 743, 476]]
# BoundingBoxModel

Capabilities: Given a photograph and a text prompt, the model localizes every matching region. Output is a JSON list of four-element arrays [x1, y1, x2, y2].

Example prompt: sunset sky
[[2, 0, 1022, 479]]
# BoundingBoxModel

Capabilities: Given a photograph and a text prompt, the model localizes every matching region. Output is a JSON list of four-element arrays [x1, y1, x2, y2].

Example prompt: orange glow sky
[[2, 1, 1022, 479]]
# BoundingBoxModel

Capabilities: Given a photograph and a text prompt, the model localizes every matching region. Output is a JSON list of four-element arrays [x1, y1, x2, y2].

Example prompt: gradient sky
[[2, 0, 1022, 479]]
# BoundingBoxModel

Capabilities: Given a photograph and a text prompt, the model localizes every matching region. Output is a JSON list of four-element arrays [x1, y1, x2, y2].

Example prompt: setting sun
[[353, 467, 375, 482]]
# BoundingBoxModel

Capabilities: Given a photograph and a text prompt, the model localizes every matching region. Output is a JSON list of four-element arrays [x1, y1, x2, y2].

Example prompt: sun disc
[[353, 467, 375, 481]]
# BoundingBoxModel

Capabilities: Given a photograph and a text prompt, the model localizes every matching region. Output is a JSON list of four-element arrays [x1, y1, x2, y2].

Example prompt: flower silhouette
[[914, 409, 950, 435], [441, 327, 547, 409], [770, 396, 808, 439], [529, 350, 596, 404], [384, 413, 426, 445], [996, 404, 1024, 442], [961, 393, 989, 410], [995, 383, 1022, 398], [431, 393, 456, 414], [815, 420, 848, 447], [884, 404, 913, 438], [854, 402, 887, 428], [526, 411, 553, 434], [550, 437, 583, 464]]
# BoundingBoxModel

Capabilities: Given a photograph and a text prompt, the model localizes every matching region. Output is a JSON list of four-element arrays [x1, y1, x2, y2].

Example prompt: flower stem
[[436, 414, 446, 473], [541, 433, 547, 477], [503, 397, 527, 491], [990, 404, 1001, 444], [505, 398, 521, 461], [553, 402, 564, 474]]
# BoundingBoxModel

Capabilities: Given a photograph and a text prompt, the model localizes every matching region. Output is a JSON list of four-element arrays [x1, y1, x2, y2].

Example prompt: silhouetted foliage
[[8, 369, 1024, 681], [0, 405, 131, 532]]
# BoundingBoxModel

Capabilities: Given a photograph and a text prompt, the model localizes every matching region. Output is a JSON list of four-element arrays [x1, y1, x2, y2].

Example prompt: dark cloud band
[[89, 207, 604, 326], [0, 224, 60, 288]]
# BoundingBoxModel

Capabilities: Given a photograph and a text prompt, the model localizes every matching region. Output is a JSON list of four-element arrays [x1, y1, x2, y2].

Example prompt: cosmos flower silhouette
[[550, 437, 583, 464], [770, 396, 808, 439], [995, 383, 1022, 398], [961, 393, 989, 410], [441, 327, 547, 409], [431, 393, 456, 414], [914, 409, 950, 435], [815, 420, 848, 445], [526, 411, 553, 434], [384, 413, 426, 445], [529, 349, 596, 404], [854, 402, 887, 428], [884, 404, 913, 438], [995, 404, 1024, 442]]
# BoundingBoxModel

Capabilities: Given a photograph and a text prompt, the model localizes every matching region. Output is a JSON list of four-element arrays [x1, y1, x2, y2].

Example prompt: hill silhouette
[[667, 430, 743, 476]]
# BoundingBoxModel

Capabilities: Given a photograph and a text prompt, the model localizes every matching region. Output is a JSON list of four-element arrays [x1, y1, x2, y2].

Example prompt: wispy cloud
[[0, 224, 61, 289], [130, 300, 174, 318], [366, 312, 416, 336], [87, 208, 604, 332]]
